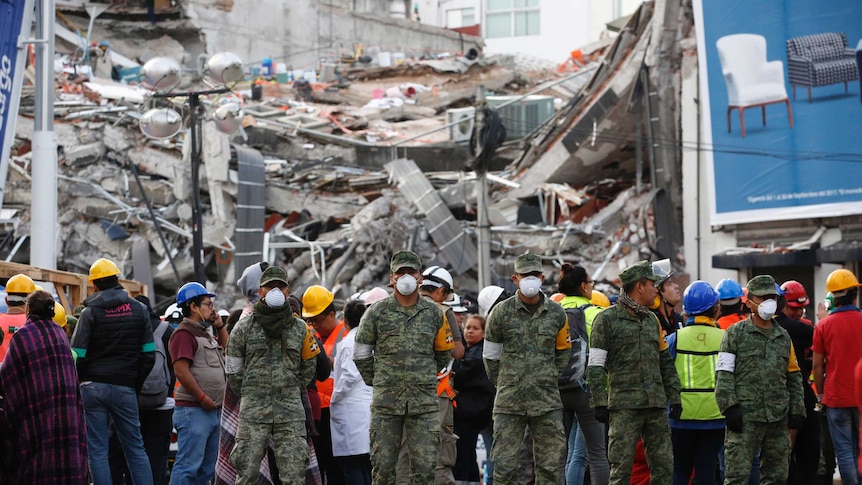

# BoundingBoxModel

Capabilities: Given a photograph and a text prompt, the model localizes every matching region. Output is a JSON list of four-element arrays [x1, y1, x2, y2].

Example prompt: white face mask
[[395, 274, 418, 296], [265, 288, 286, 308], [757, 299, 777, 320], [518, 276, 542, 298]]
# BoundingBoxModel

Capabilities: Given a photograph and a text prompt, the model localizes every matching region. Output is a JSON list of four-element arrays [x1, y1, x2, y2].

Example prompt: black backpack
[[138, 321, 170, 409], [558, 304, 594, 390]]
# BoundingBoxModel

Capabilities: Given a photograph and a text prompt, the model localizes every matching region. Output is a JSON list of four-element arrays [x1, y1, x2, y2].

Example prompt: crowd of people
[[1, 252, 862, 485]]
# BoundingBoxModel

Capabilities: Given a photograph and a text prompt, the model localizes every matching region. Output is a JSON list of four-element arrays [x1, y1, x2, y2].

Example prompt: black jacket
[[453, 342, 495, 425], [71, 286, 155, 390]]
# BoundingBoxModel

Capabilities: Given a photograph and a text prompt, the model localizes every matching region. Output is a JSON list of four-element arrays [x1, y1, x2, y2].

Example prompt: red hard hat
[[780, 280, 809, 308]]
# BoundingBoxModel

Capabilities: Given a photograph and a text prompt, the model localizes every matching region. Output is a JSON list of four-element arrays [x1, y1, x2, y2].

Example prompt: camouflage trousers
[[607, 408, 672, 485], [231, 420, 309, 485], [395, 397, 457, 485], [492, 410, 565, 485], [724, 419, 789, 485], [370, 410, 439, 485]]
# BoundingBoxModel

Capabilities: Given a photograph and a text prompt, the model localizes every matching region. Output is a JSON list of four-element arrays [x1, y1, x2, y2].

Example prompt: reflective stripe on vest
[[0, 312, 27, 362], [675, 324, 724, 421], [317, 322, 347, 408]]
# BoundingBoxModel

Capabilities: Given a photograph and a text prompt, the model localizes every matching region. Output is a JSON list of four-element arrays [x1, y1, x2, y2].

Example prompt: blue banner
[[0, 0, 28, 155], [694, 0, 862, 225]]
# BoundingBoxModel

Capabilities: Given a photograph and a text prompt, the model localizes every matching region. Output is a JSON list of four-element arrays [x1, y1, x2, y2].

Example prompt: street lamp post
[[139, 54, 243, 284]]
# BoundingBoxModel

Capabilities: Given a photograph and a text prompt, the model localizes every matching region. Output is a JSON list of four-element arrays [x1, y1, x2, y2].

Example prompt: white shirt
[[330, 327, 372, 456]]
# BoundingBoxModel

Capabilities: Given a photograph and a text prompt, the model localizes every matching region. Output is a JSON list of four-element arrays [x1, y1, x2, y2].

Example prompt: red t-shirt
[[855, 359, 862, 474], [168, 326, 202, 407], [812, 308, 862, 407]]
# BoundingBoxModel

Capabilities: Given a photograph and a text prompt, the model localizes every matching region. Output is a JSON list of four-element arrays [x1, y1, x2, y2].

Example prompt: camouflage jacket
[[353, 295, 452, 415], [225, 312, 319, 424], [586, 303, 681, 410], [715, 317, 805, 422], [482, 293, 571, 416]]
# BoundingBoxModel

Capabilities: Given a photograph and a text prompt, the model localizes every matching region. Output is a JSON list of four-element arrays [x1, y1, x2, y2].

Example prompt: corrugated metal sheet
[[385, 159, 477, 274], [233, 146, 266, 272]]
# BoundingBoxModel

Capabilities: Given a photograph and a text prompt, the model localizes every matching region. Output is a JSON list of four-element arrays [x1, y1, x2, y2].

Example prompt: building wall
[[183, 0, 481, 73]]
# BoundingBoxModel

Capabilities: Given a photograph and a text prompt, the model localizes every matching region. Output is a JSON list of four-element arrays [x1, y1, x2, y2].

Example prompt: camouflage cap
[[619, 260, 661, 287], [747, 275, 779, 297], [390, 250, 422, 273], [259, 266, 289, 287], [514, 253, 543, 274]]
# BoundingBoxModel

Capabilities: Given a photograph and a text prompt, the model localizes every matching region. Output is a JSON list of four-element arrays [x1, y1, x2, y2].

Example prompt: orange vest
[[717, 313, 745, 330], [316, 322, 347, 408], [0, 311, 28, 361]]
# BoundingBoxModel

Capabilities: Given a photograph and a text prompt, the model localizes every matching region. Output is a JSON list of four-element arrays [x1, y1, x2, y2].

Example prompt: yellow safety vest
[[675, 320, 724, 421]]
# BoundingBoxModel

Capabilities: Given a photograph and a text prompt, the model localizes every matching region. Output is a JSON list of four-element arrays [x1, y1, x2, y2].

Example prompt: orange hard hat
[[550, 293, 565, 303]]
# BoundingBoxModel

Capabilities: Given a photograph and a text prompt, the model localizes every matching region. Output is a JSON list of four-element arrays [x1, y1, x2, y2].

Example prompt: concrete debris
[[2, 1, 678, 311]]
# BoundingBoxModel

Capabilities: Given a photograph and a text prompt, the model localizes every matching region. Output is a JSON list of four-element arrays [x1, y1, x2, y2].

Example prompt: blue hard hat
[[683, 280, 720, 315], [716, 278, 744, 301], [774, 283, 785, 296], [176, 282, 215, 306]]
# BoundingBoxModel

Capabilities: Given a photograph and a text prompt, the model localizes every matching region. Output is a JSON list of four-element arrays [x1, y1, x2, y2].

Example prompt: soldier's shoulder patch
[[302, 326, 321, 360]]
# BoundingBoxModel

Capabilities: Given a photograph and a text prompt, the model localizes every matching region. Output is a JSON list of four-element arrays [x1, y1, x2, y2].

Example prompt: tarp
[[693, 0, 862, 225]]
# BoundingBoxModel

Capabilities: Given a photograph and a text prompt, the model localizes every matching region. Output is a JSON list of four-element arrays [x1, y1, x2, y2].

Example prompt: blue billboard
[[693, 0, 862, 225], [1, 0, 32, 199]]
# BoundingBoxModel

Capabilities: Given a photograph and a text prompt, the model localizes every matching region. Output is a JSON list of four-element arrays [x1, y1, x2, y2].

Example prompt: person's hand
[[724, 405, 743, 432], [788, 414, 806, 429], [669, 403, 683, 420], [816, 301, 829, 322], [200, 395, 220, 410], [594, 406, 609, 424]]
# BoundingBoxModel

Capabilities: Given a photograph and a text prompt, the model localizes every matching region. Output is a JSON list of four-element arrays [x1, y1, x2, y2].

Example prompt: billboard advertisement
[[693, 0, 862, 225]]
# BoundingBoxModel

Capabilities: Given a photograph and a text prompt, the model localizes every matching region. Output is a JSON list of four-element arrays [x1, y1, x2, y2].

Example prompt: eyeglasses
[[198, 301, 214, 308], [585, 280, 595, 286]]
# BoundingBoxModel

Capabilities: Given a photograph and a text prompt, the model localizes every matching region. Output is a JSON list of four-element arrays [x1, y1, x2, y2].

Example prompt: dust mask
[[265, 288, 286, 308], [396, 274, 418, 295], [519, 276, 542, 298], [756, 299, 777, 320]]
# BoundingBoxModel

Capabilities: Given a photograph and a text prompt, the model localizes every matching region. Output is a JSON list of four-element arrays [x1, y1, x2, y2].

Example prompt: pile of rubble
[[4, 2, 670, 310]]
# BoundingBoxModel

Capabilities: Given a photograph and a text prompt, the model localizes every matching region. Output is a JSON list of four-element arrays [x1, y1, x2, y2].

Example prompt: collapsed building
[[5, 0, 692, 311]]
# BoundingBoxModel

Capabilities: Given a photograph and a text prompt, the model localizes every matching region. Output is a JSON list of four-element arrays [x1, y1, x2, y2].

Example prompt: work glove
[[788, 414, 806, 429], [724, 405, 743, 433], [669, 403, 683, 421], [594, 406, 609, 424]]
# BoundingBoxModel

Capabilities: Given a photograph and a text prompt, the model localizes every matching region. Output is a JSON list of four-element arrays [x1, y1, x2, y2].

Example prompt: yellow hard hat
[[825, 269, 862, 294], [89, 258, 121, 282], [6, 274, 36, 294], [53, 303, 67, 327], [591, 290, 611, 308], [301, 285, 334, 318]]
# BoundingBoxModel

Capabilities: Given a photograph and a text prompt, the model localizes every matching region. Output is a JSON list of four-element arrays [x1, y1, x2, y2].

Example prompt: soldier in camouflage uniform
[[353, 250, 454, 485], [225, 266, 321, 485], [585, 260, 682, 485], [715, 275, 806, 485], [482, 253, 572, 485]]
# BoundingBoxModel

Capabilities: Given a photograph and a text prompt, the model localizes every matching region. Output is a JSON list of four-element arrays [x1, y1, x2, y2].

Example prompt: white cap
[[422, 265, 454, 291], [445, 293, 469, 313], [478, 285, 505, 317]]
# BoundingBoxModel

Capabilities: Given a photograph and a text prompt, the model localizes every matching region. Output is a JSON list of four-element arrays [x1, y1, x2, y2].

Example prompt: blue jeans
[[170, 405, 221, 485], [80, 381, 154, 485], [826, 406, 860, 485], [565, 421, 587, 485]]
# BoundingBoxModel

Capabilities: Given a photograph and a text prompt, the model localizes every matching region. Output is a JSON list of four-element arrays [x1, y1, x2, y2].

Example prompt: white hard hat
[[163, 303, 182, 323], [422, 265, 454, 291], [445, 293, 469, 313], [478, 285, 505, 317]]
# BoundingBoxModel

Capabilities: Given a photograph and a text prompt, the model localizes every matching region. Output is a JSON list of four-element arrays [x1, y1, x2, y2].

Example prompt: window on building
[[447, 7, 476, 28], [486, 0, 540, 38]]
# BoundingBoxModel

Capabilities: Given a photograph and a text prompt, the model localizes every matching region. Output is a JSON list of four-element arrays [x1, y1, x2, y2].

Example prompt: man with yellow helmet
[[0, 273, 36, 361]]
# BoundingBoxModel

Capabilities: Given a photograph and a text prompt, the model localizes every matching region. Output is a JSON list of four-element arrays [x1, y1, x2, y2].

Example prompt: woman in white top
[[330, 298, 373, 484]]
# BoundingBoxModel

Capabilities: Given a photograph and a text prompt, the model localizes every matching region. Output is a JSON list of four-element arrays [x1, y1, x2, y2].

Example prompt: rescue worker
[[650, 259, 683, 337], [225, 266, 320, 485], [666, 281, 725, 485], [776, 280, 818, 484], [716, 278, 747, 329], [444, 293, 470, 329], [585, 260, 682, 485], [715, 275, 806, 485], [168, 282, 228, 485], [418, 265, 465, 485], [353, 250, 454, 485], [71, 258, 155, 485], [302, 285, 347, 485], [0, 273, 36, 361], [482, 253, 571, 485], [812, 269, 862, 485]]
